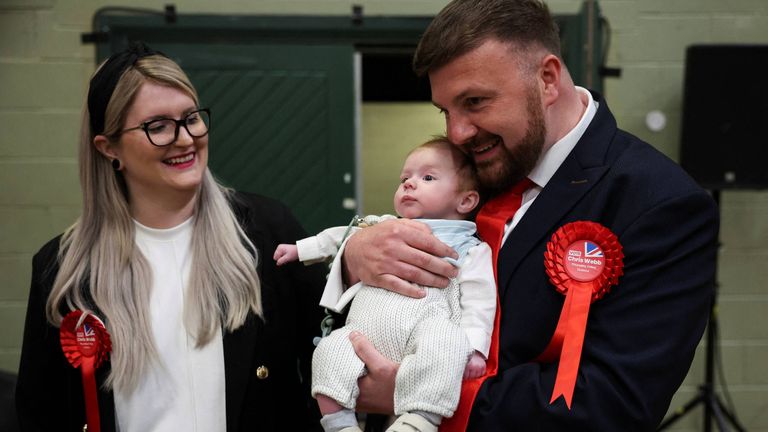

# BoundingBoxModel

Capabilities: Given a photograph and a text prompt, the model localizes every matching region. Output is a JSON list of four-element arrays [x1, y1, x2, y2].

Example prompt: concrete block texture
[[612, 16, 714, 63], [712, 15, 768, 43], [0, 305, 25, 349], [0, 11, 38, 58], [0, 161, 79, 205], [0, 62, 88, 110], [0, 0, 54, 9], [0, 205, 79, 254], [605, 64, 684, 113], [37, 10, 93, 60], [0, 1, 766, 430], [0, 255, 32, 301], [744, 344, 768, 385], [719, 250, 768, 295], [718, 296, 768, 340], [0, 351, 21, 375], [634, 0, 768, 14], [0, 112, 81, 158], [720, 193, 768, 250], [726, 389, 768, 430]]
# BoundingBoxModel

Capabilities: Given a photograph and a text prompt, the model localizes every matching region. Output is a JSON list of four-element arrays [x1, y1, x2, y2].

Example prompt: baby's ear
[[457, 190, 480, 215]]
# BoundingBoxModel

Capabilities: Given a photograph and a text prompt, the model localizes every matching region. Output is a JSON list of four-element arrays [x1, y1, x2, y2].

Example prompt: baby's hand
[[273, 244, 299, 266], [463, 351, 487, 380]]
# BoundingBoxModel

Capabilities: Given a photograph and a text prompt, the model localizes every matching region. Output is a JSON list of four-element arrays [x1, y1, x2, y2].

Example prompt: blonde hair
[[46, 54, 262, 393]]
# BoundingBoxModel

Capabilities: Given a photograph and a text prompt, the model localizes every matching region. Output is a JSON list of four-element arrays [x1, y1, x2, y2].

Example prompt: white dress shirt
[[502, 87, 598, 244]]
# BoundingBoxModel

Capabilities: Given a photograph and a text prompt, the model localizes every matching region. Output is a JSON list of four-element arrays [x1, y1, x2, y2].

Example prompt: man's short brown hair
[[413, 0, 561, 77]]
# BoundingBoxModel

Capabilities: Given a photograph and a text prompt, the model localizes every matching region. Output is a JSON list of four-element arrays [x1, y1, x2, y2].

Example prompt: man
[[338, 0, 719, 430]]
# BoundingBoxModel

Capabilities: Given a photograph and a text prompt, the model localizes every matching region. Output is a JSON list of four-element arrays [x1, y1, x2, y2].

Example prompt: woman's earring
[[112, 159, 121, 171]]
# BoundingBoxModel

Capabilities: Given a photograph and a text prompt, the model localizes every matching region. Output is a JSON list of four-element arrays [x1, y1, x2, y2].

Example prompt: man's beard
[[475, 89, 546, 195]]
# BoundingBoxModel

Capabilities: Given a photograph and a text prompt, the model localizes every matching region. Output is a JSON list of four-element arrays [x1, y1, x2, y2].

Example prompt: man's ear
[[93, 134, 118, 160], [457, 190, 480, 215], [539, 53, 562, 106]]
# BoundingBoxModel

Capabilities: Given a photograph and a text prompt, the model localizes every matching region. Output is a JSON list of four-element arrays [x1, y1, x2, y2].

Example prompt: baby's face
[[394, 147, 465, 220]]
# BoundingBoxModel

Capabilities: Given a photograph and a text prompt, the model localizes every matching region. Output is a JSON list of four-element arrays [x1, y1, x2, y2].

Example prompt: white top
[[114, 218, 226, 432], [502, 86, 598, 244], [302, 221, 496, 357]]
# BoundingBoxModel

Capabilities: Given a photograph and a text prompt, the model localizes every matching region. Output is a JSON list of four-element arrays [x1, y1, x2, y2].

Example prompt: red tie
[[476, 178, 534, 263], [441, 177, 533, 432]]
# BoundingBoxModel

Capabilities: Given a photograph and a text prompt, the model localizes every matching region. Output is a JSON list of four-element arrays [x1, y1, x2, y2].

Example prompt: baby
[[274, 137, 495, 432]]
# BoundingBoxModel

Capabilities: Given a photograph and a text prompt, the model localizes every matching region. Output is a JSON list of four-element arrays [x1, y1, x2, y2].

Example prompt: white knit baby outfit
[[299, 217, 495, 418]]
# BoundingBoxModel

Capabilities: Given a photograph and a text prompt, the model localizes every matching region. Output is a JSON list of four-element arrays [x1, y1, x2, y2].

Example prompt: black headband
[[87, 41, 164, 135]]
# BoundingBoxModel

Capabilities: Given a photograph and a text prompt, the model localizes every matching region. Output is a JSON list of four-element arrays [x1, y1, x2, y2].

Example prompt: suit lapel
[[496, 91, 617, 300], [497, 162, 607, 299]]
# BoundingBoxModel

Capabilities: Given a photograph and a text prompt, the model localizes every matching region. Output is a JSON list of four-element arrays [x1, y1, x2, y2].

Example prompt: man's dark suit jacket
[[15, 192, 326, 431], [468, 92, 719, 431]]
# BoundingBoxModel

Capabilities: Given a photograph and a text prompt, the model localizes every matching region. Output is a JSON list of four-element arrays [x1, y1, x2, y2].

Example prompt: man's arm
[[341, 218, 459, 297]]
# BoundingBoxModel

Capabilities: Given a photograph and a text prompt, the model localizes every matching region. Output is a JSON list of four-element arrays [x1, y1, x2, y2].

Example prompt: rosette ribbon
[[538, 221, 623, 409], [60, 310, 112, 432]]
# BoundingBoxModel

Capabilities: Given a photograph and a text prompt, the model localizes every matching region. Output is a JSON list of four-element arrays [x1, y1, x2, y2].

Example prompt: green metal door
[[155, 42, 355, 234]]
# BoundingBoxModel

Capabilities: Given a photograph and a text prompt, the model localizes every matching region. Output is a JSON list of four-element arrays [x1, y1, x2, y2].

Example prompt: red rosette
[[543, 221, 624, 301], [538, 221, 623, 409], [60, 310, 112, 432], [60, 310, 111, 368]]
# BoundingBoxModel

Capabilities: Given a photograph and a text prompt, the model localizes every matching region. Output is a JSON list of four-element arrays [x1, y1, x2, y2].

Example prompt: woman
[[15, 42, 325, 431]]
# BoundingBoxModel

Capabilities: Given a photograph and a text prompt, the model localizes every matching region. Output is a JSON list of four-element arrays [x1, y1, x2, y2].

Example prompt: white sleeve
[[318, 229, 361, 313], [296, 226, 353, 265], [294, 226, 362, 312], [457, 242, 497, 358], [317, 214, 398, 312]]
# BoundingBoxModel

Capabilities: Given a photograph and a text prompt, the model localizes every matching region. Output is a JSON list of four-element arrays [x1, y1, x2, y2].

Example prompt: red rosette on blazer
[[538, 221, 623, 409], [60, 310, 112, 432]]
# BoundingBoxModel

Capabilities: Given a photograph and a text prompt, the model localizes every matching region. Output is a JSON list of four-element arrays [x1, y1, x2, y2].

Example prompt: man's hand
[[342, 219, 459, 298], [350, 331, 398, 414]]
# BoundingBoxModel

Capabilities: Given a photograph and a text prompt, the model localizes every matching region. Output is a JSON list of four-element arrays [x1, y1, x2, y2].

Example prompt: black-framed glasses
[[119, 108, 211, 147]]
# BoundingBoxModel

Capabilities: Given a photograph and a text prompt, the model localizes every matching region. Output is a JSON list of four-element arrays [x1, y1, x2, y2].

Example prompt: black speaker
[[680, 44, 768, 190]]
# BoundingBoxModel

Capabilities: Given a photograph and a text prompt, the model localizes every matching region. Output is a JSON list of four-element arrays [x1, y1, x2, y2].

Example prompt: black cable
[[714, 310, 740, 421]]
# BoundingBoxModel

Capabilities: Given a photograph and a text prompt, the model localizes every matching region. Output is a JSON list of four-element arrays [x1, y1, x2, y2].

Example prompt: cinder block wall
[[1, 1, 766, 430], [601, 1, 768, 429]]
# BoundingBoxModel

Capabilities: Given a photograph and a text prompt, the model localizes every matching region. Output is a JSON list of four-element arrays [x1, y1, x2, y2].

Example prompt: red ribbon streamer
[[538, 221, 623, 409], [441, 295, 501, 431], [60, 310, 112, 432], [441, 178, 532, 431]]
